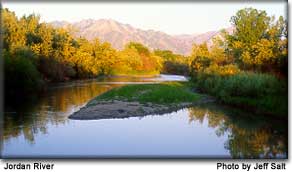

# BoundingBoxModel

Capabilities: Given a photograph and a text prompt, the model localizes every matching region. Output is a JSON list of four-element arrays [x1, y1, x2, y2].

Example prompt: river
[[2, 75, 287, 158]]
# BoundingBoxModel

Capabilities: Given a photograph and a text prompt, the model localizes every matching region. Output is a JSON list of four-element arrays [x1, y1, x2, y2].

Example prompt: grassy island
[[69, 82, 211, 120], [94, 82, 201, 105]]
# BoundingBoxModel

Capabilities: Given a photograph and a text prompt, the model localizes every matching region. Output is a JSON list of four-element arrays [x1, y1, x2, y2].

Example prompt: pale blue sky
[[3, 2, 287, 35]]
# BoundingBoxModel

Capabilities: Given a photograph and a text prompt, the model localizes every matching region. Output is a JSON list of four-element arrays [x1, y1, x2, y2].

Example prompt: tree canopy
[[2, 7, 287, 97]]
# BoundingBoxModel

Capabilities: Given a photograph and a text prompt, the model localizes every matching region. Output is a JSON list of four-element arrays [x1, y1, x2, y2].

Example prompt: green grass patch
[[94, 81, 201, 104]]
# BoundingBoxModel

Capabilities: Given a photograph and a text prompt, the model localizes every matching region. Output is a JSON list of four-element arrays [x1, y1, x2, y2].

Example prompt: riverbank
[[69, 82, 213, 120], [193, 72, 288, 118]]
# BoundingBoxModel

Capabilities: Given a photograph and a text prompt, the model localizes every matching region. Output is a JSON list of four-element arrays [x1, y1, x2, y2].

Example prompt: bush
[[39, 57, 77, 82], [162, 61, 189, 76], [204, 64, 240, 76], [4, 52, 44, 96]]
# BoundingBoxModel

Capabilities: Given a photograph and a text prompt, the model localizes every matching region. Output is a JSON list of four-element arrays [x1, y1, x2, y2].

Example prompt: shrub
[[4, 52, 44, 96], [162, 61, 189, 76], [204, 64, 241, 76]]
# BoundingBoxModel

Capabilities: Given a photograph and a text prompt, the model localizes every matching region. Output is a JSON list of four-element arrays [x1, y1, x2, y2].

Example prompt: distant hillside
[[50, 19, 233, 55]]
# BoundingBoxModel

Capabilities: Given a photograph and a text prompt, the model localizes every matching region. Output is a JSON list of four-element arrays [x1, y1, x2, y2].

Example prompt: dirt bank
[[69, 97, 214, 120]]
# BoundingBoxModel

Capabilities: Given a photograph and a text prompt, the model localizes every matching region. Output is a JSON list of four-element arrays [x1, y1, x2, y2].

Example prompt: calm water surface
[[3, 75, 287, 158]]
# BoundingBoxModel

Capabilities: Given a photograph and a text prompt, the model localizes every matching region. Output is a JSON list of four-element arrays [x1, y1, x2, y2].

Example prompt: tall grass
[[194, 72, 287, 117]]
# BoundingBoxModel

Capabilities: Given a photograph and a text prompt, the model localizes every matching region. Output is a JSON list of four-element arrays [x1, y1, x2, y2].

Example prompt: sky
[[2, 2, 287, 35]]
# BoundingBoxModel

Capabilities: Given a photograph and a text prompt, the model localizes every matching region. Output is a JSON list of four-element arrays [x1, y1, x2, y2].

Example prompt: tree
[[93, 41, 117, 75], [70, 38, 95, 77], [226, 8, 287, 72], [4, 48, 43, 96], [116, 47, 142, 74], [126, 42, 150, 56], [190, 43, 211, 74], [230, 8, 270, 47], [209, 37, 232, 65], [1, 8, 26, 52], [124, 42, 161, 73], [154, 50, 176, 61], [154, 49, 189, 75]]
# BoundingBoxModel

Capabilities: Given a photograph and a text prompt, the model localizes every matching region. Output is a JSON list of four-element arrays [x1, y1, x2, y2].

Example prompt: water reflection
[[3, 75, 287, 158], [4, 82, 116, 144], [3, 75, 183, 144], [188, 104, 287, 158]]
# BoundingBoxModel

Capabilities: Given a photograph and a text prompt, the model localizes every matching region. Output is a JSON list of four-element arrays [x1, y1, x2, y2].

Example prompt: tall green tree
[[2, 8, 26, 52], [226, 8, 287, 72], [190, 43, 211, 74]]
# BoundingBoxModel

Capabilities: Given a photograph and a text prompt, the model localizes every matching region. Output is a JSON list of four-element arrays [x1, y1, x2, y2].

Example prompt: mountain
[[50, 19, 233, 55]]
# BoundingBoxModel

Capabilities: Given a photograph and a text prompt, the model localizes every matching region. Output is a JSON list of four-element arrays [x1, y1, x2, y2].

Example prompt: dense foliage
[[226, 8, 288, 75], [195, 72, 287, 116], [2, 7, 288, 117], [154, 50, 189, 75], [190, 8, 288, 117], [2, 8, 186, 97]]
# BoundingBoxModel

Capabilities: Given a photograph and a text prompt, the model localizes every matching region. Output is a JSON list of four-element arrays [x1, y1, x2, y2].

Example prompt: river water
[[2, 75, 287, 158]]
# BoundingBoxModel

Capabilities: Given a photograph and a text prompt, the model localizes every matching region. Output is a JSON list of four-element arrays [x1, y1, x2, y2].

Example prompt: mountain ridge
[[50, 19, 233, 55]]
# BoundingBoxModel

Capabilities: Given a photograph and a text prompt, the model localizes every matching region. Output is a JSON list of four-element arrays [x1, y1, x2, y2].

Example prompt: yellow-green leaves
[[226, 8, 287, 71]]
